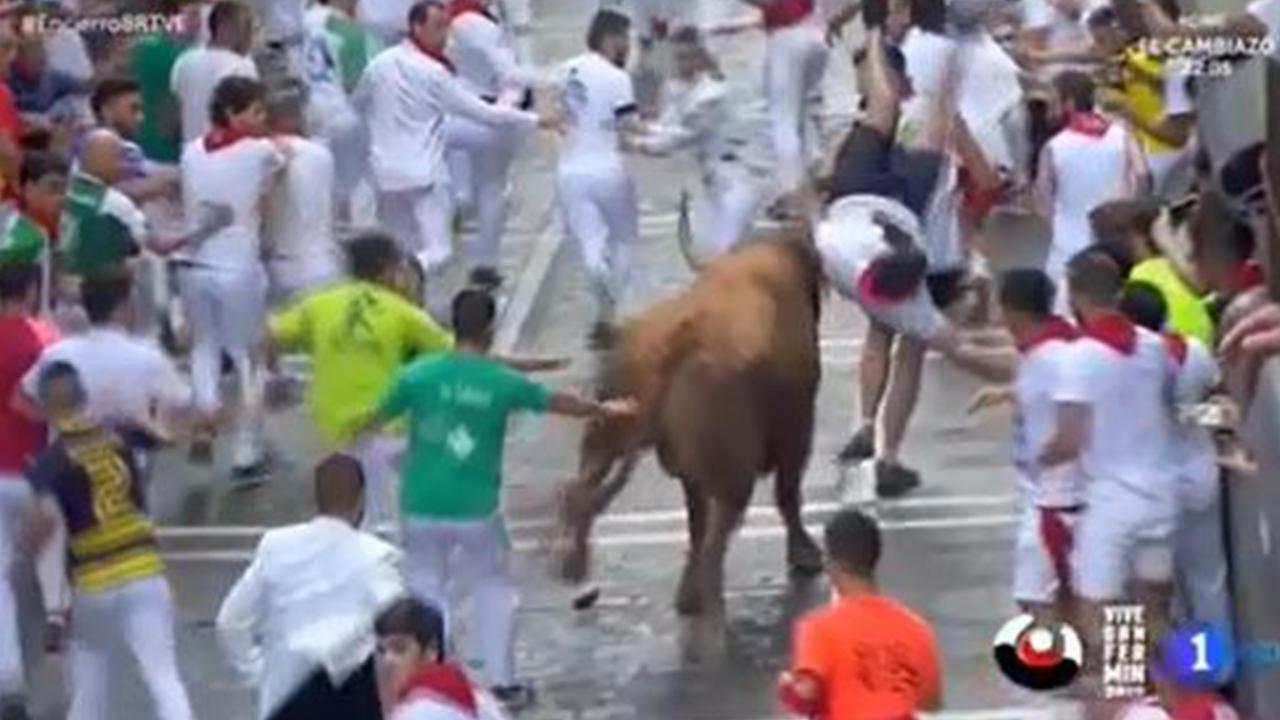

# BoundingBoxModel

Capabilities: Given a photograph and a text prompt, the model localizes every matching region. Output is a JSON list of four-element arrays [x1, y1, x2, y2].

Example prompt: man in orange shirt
[[779, 509, 943, 719]]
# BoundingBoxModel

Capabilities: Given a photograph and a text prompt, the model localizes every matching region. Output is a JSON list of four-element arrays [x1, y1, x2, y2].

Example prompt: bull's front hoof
[[787, 536, 824, 578]]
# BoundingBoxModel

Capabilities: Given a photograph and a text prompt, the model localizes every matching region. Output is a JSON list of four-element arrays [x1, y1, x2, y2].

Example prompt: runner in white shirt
[[263, 91, 340, 301], [1034, 71, 1146, 313], [359, 0, 416, 47], [1119, 282, 1233, 638], [445, 0, 538, 288], [554, 9, 643, 341], [632, 27, 766, 262], [354, 0, 547, 313], [179, 76, 288, 481], [247, 0, 310, 83], [1059, 250, 1180, 669], [170, 0, 259, 143]]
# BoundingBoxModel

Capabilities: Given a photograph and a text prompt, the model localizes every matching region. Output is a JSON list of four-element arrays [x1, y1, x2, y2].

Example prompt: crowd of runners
[[0, 0, 1276, 717]]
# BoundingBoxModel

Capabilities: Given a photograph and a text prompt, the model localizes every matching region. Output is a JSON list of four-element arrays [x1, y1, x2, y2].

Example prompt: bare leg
[[840, 322, 894, 462], [880, 335, 925, 466]]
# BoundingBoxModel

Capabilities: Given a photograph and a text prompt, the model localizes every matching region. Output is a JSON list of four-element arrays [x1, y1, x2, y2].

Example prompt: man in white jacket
[[217, 454, 404, 720], [355, 0, 554, 313]]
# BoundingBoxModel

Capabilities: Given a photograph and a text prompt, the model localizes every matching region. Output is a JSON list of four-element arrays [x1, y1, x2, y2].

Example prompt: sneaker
[[874, 461, 921, 498], [491, 683, 535, 713], [835, 426, 876, 464], [468, 266, 504, 290]]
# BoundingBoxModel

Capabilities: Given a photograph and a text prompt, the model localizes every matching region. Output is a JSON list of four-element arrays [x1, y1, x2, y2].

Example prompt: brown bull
[[557, 228, 826, 621]]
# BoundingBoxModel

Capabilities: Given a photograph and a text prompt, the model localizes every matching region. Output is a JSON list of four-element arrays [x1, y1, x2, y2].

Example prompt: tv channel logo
[[1161, 622, 1280, 687], [992, 614, 1084, 690]]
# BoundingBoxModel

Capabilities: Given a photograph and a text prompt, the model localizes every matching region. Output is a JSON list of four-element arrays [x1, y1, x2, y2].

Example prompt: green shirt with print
[[59, 171, 147, 277], [130, 34, 186, 164], [378, 352, 551, 520]]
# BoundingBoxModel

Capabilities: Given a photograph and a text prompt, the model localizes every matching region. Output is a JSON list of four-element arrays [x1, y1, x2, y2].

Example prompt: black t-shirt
[[827, 122, 944, 218]]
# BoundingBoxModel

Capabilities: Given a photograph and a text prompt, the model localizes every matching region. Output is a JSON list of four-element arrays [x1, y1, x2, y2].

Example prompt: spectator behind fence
[[779, 508, 943, 718], [216, 454, 404, 720]]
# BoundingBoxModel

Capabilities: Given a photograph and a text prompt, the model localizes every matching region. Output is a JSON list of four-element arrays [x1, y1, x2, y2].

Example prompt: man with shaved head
[[217, 453, 404, 719]]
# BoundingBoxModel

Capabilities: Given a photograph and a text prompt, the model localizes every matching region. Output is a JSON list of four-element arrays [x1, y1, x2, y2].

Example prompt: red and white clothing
[[356, 40, 537, 275], [391, 663, 510, 720], [815, 194, 945, 340], [751, 0, 828, 194], [554, 51, 640, 322], [1039, 114, 1138, 311], [179, 131, 286, 469], [0, 312, 57, 698], [445, 0, 537, 271], [1116, 694, 1240, 720], [170, 47, 260, 143], [1060, 314, 1179, 600], [1010, 317, 1085, 604]]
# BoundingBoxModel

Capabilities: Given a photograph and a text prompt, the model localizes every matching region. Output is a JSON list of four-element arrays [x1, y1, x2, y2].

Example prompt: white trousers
[[689, 162, 764, 258], [0, 480, 31, 696], [404, 516, 517, 688], [68, 575, 193, 720], [180, 265, 268, 467], [765, 23, 828, 193], [377, 186, 454, 275], [1175, 500, 1233, 636], [446, 115, 524, 270], [345, 434, 405, 539], [556, 169, 638, 321]]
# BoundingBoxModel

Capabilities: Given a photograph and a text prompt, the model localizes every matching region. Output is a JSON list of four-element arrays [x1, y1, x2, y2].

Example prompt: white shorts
[[1014, 504, 1081, 604], [1073, 485, 1175, 600], [859, 288, 945, 340]]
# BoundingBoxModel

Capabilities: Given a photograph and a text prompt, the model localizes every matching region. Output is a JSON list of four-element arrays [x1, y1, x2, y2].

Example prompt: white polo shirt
[[356, 42, 538, 193], [170, 47, 260, 142], [447, 8, 535, 101], [1013, 331, 1086, 509], [22, 327, 192, 425], [180, 135, 286, 272], [1057, 320, 1179, 509], [264, 135, 339, 289], [555, 51, 637, 178]]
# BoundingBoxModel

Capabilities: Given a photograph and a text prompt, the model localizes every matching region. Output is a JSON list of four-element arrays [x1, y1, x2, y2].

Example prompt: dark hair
[[1085, 5, 1117, 29], [20, 151, 67, 187], [80, 269, 133, 325], [1088, 198, 1160, 248], [824, 508, 881, 578], [314, 454, 365, 515], [345, 232, 402, 281], [1192, 189, 1255, 265], [208, 0, 249, 37], [998, 268, 1055, 318], [375, 597, 446, 662], [209, 75, 266, 127], [909, 0, 947, 33], [36, 360, 85, 409], [1067, 248, 1123, 305], [1087, 240, 1137, 279], [407, 0, 441, 29], [90, 77, 139, 119], [451, 288, 496, 342], [853, 44, 908, 78], [867, 246, 927, 301], [1119, 280, 1168, 332], [0, 262, 38, 302], [1053, 71, 1096, 113], [587, 9, 631, 51]]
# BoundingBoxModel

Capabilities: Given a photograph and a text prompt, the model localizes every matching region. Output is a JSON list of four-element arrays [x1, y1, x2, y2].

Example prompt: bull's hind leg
[[675, 477, 709, 616], [681, 487, 750, 663], [772, 390, 823, 576]]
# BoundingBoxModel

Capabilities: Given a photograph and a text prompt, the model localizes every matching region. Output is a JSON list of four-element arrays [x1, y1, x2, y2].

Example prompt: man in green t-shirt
[[0, 152, 67, 316], [357, 287, 634, 710]]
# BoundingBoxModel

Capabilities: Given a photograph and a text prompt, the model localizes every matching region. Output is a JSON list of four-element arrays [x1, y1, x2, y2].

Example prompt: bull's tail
[[676, 189, 707, 273]]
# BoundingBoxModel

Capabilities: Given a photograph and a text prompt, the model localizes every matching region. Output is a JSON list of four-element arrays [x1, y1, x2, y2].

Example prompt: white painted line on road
[[161, 513, 1016, 562], [493, 212, 562, 356], [155, 495, 1015, 538]]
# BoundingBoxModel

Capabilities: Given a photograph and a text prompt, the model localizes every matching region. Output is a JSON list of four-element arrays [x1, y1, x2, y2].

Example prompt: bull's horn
[[676, 189, 707, 273]]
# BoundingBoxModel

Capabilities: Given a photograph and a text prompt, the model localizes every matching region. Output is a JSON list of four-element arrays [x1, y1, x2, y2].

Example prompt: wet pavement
[[13, 1, 1091, 717]]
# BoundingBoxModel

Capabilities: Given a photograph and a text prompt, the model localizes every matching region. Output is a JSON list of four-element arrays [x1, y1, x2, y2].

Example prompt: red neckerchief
[[857, 261, 914, 305], [1016, 316, 1079, 354], [1234, 259, 1265, 292], [762, 0, 815, 30], [448, 0, 496, 22], [1081, 311, 1137, 356], [398, 663, 477, 716], [411, 36, 457, 74], [18, 202, 58, 241], [1171, 693, 1227, 720], [1163, 332, 1188, 367], [203, 126, 250, 152], [1066, 111, 1111, 138]]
